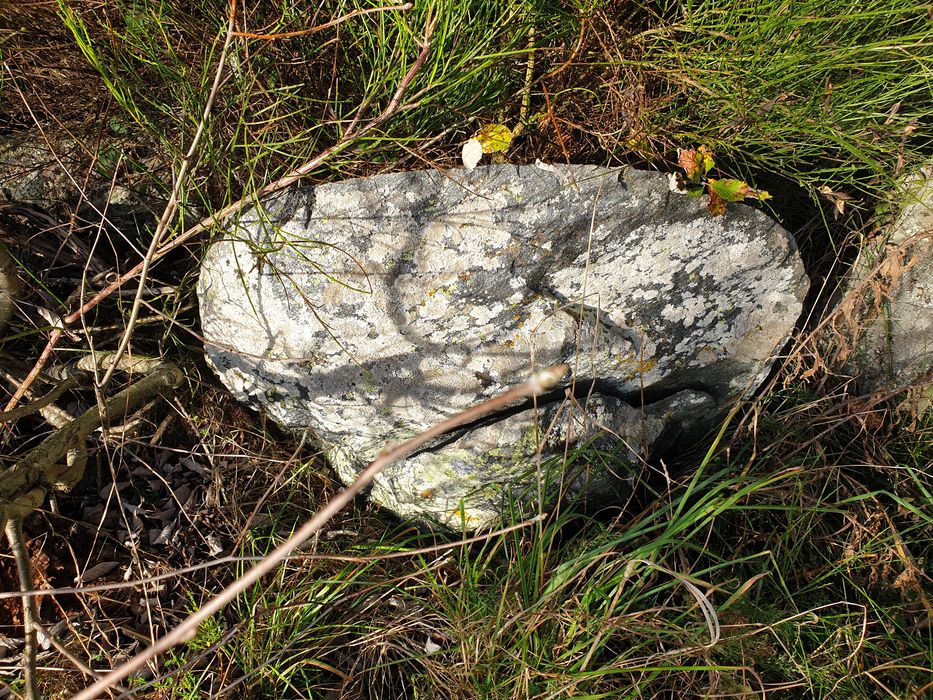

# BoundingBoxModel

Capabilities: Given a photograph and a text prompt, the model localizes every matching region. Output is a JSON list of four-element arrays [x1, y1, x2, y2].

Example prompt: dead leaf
[[76, 560, 121, 584], [818, 185, 854, 219], [461, 138, 482, 169], [707, 189, 726, 216], [678, 145, 715, 181]]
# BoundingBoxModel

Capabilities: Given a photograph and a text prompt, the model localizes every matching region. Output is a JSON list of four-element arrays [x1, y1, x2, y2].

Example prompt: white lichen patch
[[199, 165, 808, 530]]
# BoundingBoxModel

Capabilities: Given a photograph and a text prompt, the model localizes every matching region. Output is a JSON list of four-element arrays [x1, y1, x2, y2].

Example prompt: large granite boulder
[[198, 164, 808, 529]]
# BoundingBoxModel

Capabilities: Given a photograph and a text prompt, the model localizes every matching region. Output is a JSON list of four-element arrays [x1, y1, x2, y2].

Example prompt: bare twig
[[233, 3, 412, 40], [2, 328, 62, 413], [0, 376, 79, 424], [68, 363, 569, 700], [510, 24, 536, 140], [4, 518, 40, 700]]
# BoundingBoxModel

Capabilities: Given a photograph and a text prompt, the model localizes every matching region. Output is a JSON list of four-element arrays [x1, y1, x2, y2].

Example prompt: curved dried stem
[[4, 518, 40, 700]]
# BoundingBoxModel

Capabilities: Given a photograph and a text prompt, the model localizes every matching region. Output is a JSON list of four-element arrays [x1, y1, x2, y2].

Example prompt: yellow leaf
[[474, 124, 513, 154]]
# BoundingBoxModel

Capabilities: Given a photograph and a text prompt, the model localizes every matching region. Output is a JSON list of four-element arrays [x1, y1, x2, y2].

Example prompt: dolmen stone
[[198, 164, 808, 529]]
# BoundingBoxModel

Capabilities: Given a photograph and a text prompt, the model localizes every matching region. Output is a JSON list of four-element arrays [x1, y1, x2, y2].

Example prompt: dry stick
[[3, 328, 62, 412], [98, 8, 236, 393], [0, 362, 184, 513], [0, 375, 79, 424], [3, 16, 434, 414], [233, 2, 413, 40], [510, 25, 536, 141], [4, 518, 40, 700], [69, 363, 569, 700]]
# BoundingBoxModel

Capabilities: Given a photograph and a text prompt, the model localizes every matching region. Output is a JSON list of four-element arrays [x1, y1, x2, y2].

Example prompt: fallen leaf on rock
[[462, 138, 483, 170]]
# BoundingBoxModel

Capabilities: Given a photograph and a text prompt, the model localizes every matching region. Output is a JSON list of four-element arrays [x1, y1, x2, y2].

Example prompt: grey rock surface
[[0, 134, 178, 222], [198, 164, 808, 529], [0, 138, 77, 207], [848, 162, 933, 403]]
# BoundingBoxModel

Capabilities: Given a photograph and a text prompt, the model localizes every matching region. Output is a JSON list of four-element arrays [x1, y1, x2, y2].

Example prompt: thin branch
[[233, 3, 412, 40], [68, 363, 568, 700], [0, 375, 79, 424], [510, 24, 536, 140], [5, 518, 39, 700], [2, 328, 62, 413]]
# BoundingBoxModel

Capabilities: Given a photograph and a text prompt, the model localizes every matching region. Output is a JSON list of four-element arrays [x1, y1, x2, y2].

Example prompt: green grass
[[51, 0, 577, 214], [2, 0, 932, 698], [633, 0, 933, 201], [184, 402, 929, 697]]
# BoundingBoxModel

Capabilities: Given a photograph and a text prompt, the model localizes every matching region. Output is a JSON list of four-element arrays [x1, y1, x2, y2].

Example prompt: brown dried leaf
[[678, 145, 715, 181], [707, 189, 726, 216], [76, 560, 121, 584], [818, 185, 854, 219]]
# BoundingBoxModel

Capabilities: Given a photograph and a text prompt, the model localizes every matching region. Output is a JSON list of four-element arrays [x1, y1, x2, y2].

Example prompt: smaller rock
[[847, 162, 933, 404]]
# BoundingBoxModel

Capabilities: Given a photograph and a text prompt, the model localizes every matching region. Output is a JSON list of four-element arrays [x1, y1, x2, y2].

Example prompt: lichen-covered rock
[[848, 162, 933, 405], [0, 138, 77, 207], [0, 134, 179, 224], [198, 164, 807, 529]]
